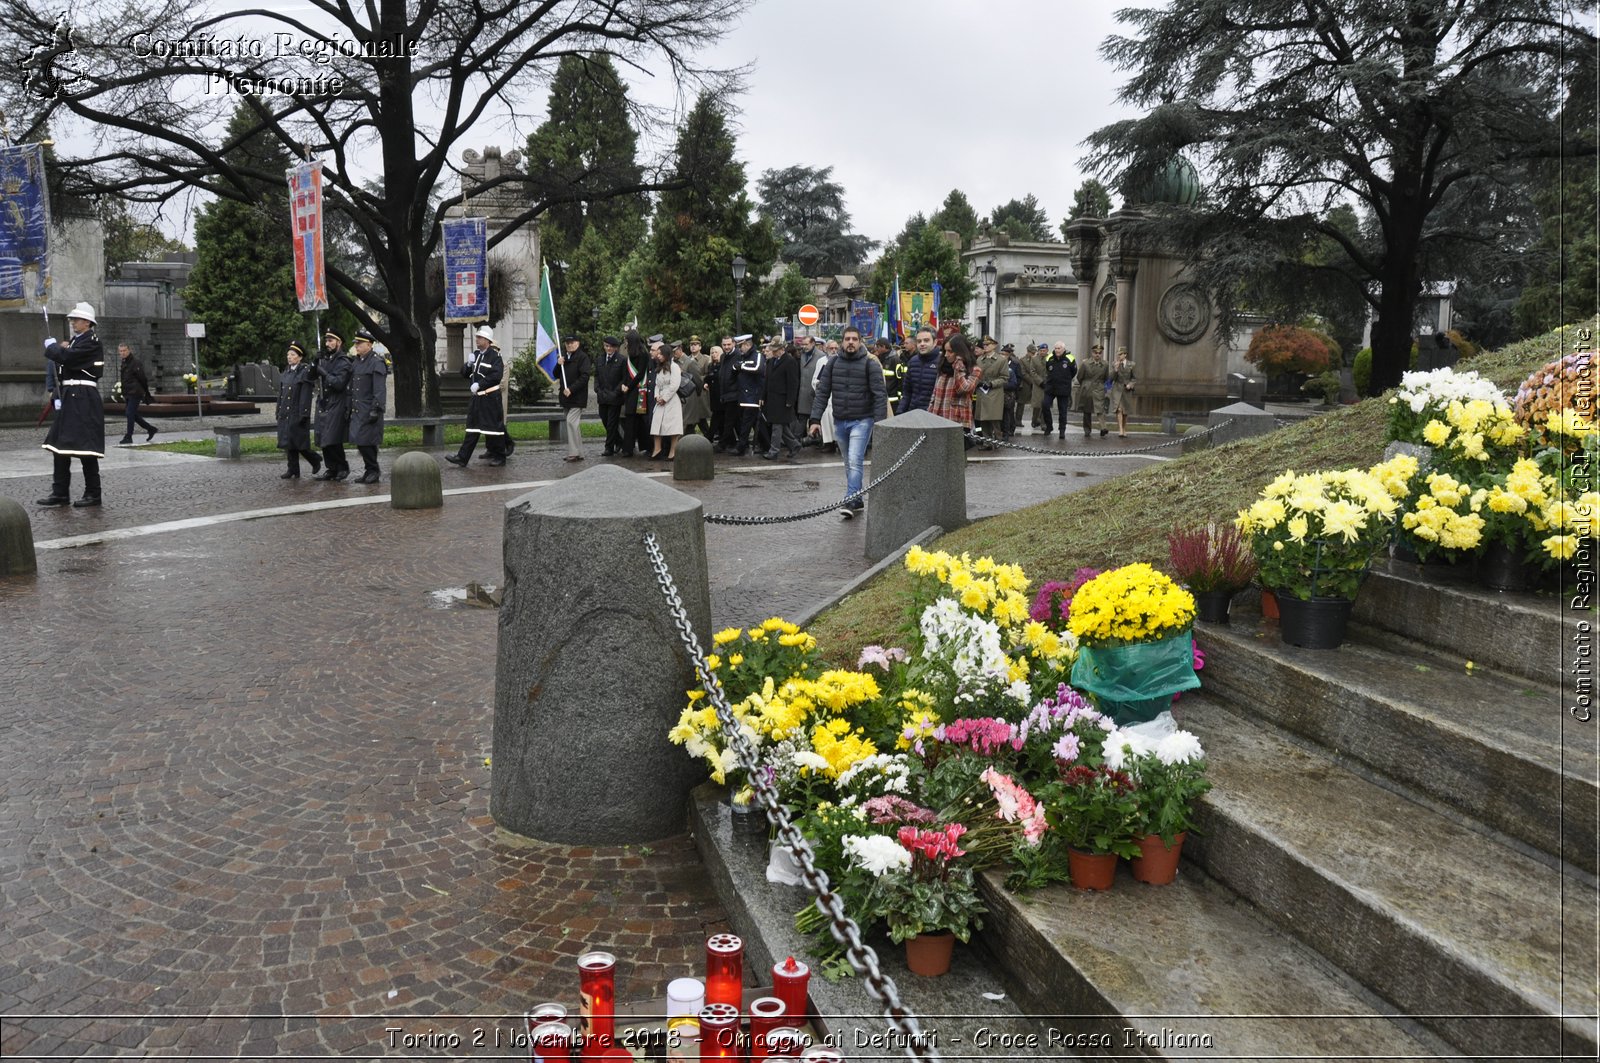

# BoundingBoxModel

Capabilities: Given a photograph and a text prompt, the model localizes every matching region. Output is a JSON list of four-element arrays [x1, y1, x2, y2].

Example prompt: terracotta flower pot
[[1130, 832, 1187, 885], [904, 931, 955, 977], [1067, 849, 1117, 891], [1260, 587, 1279, 620]]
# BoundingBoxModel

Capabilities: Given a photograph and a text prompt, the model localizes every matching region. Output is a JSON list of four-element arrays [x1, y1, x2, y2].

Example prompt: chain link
[[962, 418, 1239, 457], [703, 432, 930, 526], [643, 532, 940, 1061]]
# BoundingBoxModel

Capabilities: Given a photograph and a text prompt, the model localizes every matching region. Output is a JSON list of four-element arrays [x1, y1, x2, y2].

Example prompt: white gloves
[[53, 398, 61, 409], [470, 382, 480, 394], [44, 337, 57, 348]]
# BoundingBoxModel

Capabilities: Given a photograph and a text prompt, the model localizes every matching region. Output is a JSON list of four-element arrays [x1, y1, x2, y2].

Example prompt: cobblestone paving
[[0, 426, 1155, 1058]]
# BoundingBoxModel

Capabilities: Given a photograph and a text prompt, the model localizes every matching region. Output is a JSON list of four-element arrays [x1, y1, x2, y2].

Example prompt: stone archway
[[1095, 287, 1118, 356]]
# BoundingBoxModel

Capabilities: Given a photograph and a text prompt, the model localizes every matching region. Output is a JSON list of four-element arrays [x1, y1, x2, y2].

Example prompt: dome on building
[[1123, 154, 1201, 207]]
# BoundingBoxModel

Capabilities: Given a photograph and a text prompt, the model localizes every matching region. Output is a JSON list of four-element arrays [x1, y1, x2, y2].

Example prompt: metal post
[[734, 283, 743, 336], [192, 334, 205, 422]]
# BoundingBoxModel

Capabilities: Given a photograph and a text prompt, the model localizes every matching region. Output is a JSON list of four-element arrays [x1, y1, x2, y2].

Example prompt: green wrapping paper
[[1071, 630, 1201, 725]]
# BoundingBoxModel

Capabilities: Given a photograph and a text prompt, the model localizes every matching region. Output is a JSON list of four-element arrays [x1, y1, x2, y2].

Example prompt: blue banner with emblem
[[849, 300, 879, 340], [0, 143, 51, 308], [443, 217, 489, 323]]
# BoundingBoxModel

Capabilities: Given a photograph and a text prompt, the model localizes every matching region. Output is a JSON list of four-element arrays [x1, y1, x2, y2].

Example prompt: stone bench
[[212, 422, 280, 459]]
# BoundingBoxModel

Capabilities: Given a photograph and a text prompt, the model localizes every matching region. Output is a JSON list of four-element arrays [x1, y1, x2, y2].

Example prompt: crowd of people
[[31, 301, 1137, 515]]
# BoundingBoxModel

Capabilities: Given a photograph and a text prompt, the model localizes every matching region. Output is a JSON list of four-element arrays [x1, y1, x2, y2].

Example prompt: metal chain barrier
[[703, 432, 929, 526], [962, 418, 1238, 457], [644, 532, 940, 1061]]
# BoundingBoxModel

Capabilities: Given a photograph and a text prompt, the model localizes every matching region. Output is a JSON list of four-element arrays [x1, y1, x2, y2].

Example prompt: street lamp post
[[977, 258, 997, 339], [731, 255, 747, 335]]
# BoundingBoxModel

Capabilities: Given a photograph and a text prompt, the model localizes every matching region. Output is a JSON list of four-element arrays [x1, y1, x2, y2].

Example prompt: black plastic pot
[[1195, 590, 1233, 624], [1276, 595, 1355, 649], [1477, 541, 1535, 593]]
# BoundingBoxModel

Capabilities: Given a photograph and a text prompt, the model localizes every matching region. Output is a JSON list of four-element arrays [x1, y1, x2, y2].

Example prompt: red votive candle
[[531, 1021, 574, 1063], [770, 955, 810, 1021], [747, 996, 787, 1062], [704, 933, 745, 1008], [577, 951, 617, 1054], [698, 1002, 742, 1060]]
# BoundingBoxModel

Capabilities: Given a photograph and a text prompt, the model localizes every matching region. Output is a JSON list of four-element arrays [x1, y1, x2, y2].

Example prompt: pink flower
[[863, 795, 938, 825], [857, 645, 909, 671], [934, 717, 1022, 755], [980, 767, 1049, 847]]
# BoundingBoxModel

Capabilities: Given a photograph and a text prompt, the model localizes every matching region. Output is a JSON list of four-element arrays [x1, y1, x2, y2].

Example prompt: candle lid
[[698, 1002, 740, 1025], [706, 933, 743, 954], [775, 955, 809, 975], [578, 951, 616, 968], [749, 996, 786, 1018]]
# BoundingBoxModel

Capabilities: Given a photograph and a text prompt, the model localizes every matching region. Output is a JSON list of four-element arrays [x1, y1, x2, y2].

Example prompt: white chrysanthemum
[[1102, 729, 1152, 771], [791, 750, 830, 773], [1156, 729, 1206, 766], [842, 834, 911, 875], [1006, 679, 1033, 706]]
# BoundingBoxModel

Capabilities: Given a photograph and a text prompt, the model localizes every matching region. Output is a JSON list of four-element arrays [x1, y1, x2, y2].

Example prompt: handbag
[[676, 372, 697, 400]]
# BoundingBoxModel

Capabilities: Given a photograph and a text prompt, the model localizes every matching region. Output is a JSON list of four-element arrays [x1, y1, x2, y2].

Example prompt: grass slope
[[809, 328, 1574, 658]]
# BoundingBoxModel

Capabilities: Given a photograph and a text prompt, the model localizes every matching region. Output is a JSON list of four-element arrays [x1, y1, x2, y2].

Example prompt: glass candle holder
[[665, 1021, 698, 1063], [763, 1026, 811, 1059], [577, 951, 617, 1049], [747, 996, 787, 1063], [697, 1002, 742, 1061], [770, 956, 810, 1021], [527, 1002, 568, 1036], [666, 977, 705, 1030], [531, 1020, 574, 1062], [704, 934, 744, 1008]]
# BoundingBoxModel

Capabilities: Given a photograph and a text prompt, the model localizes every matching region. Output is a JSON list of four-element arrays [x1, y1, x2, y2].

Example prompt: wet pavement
[[0, 417, 1166, 1058]]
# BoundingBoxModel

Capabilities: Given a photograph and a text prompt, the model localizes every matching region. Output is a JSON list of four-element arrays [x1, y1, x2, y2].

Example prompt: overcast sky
[[619, 0, 1146, 248], [110, 0, 1148, 247]]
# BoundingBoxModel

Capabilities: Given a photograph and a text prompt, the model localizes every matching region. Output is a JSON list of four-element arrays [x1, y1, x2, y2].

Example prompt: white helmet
[[475, 325, 494, 342], [67, 301, 97, 324]]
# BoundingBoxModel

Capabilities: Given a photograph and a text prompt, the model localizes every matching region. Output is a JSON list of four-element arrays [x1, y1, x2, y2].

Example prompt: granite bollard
[[673, 433, 715, 481], [864, 409, 968, 562], [492, 464, 711, 844], [0, 497, 37, 576], [390, 451, 443, 510], [1206, 401, 1279, 447]]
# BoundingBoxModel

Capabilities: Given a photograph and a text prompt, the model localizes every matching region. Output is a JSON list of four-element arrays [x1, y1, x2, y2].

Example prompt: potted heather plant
[[1166, 522, 1258, 624]]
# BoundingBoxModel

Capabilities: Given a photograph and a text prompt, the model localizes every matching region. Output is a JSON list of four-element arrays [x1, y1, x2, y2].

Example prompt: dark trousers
[[1002, 395, 1018, 438], [1041, 396, 1071, 435], [457, 430, 506, 461], [736, 407, 761, 453], [717, 402, 742, 450], [598, 403, 623, 454], [124, 396, 156, 438], [709, 401, 725, 445], [321, 443, 349, 474], [621, 410, 649, 456], [52, 453, 101, 499], [286, 448, 319, 475], [357, 444, 380, 474]]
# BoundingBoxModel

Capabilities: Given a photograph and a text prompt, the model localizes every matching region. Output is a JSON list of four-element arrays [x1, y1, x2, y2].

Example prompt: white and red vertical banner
[[286, 161, 328, 311]]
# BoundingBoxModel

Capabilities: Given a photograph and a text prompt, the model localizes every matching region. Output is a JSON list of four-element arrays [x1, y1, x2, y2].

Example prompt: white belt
[[477, 385, 501, 395], [61, 379, 99, 387]]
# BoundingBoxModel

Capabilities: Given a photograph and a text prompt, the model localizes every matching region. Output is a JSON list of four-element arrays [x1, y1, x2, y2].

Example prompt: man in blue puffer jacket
[[897, 328, 941, 414]]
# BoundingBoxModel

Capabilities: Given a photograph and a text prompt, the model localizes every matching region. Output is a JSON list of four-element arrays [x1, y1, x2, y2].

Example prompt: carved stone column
[[1063, 220, 1101, 358]]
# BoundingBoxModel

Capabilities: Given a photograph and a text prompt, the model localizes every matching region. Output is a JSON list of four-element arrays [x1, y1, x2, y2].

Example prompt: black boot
[[72, 495, 101, 508], [36, 495, 69, 507]]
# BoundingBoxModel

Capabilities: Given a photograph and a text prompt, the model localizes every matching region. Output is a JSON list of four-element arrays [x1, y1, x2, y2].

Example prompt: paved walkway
[[0, 421, 1168, 1058]]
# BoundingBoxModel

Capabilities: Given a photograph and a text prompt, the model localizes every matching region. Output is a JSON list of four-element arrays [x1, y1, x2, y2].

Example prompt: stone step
[[975, 863, 1450, 1059], [1196, 610, 1599, 874], [1353, 558, 1581, 683], [1178, 694, 1599, 1058]]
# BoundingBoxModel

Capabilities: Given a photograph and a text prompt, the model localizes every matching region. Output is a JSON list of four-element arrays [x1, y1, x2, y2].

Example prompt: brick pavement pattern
[[0, 431, 1150, 1057]]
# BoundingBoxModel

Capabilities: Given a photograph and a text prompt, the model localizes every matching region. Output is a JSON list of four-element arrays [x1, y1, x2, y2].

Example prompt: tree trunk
[[1368, 204, 1425, 396]]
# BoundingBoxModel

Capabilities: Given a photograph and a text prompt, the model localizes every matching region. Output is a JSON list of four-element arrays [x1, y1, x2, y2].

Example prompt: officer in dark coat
[[347, 328, 388, 482], [447, 325, 508, 467], [276, 340, 321, 479], [38, 301, 107, 507], [761, 341, 802, 460], [557, 334, 593, 463], [593, 335, 626, 456], [732, 334, 765, 456], [311, 329, 352, 480], [714, 338, 743, 453]]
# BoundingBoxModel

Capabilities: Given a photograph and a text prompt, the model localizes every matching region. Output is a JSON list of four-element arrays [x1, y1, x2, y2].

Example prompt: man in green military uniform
[[1074, 343, 1110, 439], [1022, 342, 1048, 432], [973, 337, 1009, 447]]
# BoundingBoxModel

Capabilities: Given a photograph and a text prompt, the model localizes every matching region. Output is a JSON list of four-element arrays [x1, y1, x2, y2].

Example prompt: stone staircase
[[978, 560, 1599, 1059]]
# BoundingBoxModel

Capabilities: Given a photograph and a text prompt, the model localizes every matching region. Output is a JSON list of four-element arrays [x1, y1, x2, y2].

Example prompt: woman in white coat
[[810, 350, 835, 445], [649, 344, 684, 460]]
